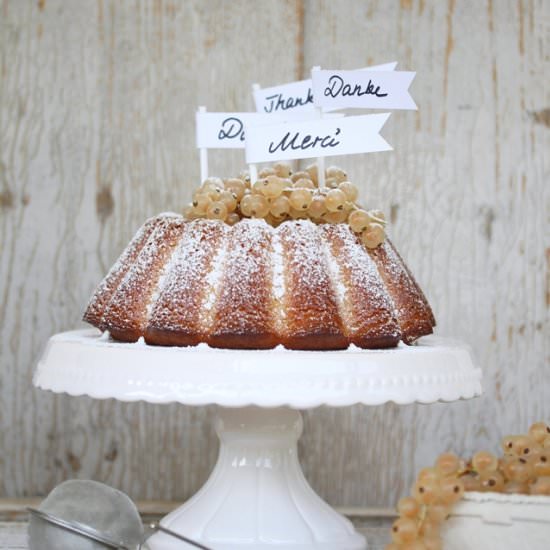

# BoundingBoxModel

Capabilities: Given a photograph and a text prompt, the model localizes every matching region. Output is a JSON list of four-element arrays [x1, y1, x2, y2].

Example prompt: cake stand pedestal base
[[148, 406, 366, 550]]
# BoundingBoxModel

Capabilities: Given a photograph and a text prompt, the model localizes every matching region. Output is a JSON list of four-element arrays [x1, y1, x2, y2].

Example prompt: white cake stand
[[34, 329, 482, 550]]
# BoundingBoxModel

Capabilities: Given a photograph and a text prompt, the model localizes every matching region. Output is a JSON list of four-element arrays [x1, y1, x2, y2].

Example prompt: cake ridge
[[278, 219, 348, 349], [83, 215, 158, 330], [368, 239, 435, 344], [99, 214, 184, 342], [321, 223, 402, 348], [208, 218, 277, 349], [145, 219, 226, 346]]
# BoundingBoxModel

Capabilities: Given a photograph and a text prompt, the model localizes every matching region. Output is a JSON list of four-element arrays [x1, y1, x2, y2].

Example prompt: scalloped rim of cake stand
[[33, 329, 482, 408]]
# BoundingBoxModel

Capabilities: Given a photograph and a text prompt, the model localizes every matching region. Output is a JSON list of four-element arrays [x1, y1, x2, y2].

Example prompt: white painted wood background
[[0, 0, 548, 508]]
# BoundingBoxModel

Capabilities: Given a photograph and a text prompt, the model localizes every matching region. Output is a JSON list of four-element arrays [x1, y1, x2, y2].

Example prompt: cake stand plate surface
[[34, 329, 482, 408], [34, 330, 482, 550]]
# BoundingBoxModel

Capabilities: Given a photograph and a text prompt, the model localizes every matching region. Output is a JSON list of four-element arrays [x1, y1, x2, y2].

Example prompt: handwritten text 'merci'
[[268, 128, 341, 154]]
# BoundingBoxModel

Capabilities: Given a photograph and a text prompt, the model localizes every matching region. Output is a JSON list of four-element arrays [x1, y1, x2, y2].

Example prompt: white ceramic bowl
[[441, 491, 550, 550]]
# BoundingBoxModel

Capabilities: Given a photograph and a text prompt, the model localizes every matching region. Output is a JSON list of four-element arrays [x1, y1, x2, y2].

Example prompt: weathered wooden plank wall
[[0, 0, 548, 508]]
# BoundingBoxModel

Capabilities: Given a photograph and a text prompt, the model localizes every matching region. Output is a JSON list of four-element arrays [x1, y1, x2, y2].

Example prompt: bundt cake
[[84, 214, 435, 350]]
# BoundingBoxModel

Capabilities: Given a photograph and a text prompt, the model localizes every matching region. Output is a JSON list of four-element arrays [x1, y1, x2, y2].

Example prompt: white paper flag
[[244, 113, 392, 163], [312, 69, 417, 111], [253, 62, 397, 114], [195, 111, 344, 149], [195, 112, 271, 149]]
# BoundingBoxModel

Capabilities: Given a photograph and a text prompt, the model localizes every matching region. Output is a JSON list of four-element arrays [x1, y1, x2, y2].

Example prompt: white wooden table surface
[[0, 520, 393, 550], [0, 501, 394, 550]]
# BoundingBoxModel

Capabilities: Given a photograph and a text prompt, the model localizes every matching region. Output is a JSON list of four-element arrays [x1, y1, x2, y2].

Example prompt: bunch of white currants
[[183, 162, 387, 249], [387, 421, 550, 550]]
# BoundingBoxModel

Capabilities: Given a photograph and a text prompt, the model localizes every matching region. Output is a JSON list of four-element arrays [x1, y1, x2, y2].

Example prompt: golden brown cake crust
[[321, 224, 402, 349], [368, 239, 435, 344], [84, 215, 435, 350]]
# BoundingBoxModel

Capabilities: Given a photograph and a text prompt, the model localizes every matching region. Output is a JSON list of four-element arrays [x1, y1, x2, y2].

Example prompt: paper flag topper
[[312, 69, 417, 111], [253, 62, 398, 114], [195, 110, 343, 150], [194, 108, 344, 181], [244, 113, 392, 164], [196, 112, 274, 149]]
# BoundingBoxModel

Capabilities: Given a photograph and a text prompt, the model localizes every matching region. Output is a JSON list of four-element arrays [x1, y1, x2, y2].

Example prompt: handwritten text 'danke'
[[312, 69, 417, 111]]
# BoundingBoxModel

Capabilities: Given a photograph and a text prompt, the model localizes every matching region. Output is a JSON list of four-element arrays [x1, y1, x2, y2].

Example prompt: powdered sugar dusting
[[320, 231, 350, 335], [146, 239, 182, 321], [202, 230, 229, 315], [271, 232, 285, 301], [270, 230, 286, 334]]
